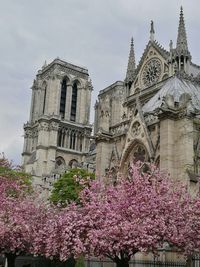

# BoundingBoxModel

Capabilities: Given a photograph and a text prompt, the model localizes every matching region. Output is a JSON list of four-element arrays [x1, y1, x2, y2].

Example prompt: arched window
[[55, 157, 66, 170], [69, 159, 78, 168], [69, 131, 76, 150], [132, 144, 147, 163], [70, 83, 78, 121], [60, 78, 68, 119], [122, 142, 149, 173], [42, 81, 47, 114], [57, 130, 62, 147]]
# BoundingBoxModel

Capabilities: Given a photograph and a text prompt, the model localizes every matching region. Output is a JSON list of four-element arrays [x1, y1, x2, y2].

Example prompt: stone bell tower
[[22, 58, 93, 181]]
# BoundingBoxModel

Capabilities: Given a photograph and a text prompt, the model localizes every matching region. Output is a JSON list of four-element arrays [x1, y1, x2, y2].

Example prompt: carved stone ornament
[[25, 130, 32, 138], [142, 58, 162, 87], [49, 122, 59, 131], [132, 121, 141, 136], [38, 122, 49, 131]]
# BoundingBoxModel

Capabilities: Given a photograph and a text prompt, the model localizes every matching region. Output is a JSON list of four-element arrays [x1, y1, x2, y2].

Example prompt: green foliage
[[75, 255, 85, 267], [0, 154, 32, 194], [49, 168, 95, 206]]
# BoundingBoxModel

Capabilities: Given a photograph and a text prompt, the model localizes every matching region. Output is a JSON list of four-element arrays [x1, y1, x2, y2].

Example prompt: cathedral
[[22, 7, 200, 190]]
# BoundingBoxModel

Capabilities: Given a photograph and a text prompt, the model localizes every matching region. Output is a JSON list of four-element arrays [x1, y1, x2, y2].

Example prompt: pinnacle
[[150, 20, 155, 42], [176, 6, 188, 52], [125, 37, 136, 83]]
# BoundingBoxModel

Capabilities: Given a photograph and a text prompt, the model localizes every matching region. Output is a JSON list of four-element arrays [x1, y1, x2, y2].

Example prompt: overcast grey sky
[[0, 0, 199, 164]]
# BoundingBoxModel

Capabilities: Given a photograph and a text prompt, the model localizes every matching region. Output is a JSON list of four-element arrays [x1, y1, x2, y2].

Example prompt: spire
[[176, 6, 188, 52], [150, 20, 155, 42], [125, 37, 136, 83]]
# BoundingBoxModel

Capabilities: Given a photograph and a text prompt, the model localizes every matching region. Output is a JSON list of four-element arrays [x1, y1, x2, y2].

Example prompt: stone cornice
[[99, 81, 124, 96], [157, 107, 194, 120], [36, 145, 48, 150], [37, 58, 89, 80], [57, 147, 87, 156]]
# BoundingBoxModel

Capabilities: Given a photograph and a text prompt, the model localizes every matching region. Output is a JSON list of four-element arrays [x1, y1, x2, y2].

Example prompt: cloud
[[0, 0, 200, 164]]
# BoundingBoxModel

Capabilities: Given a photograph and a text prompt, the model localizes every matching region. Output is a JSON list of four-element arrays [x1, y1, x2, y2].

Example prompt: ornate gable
[[120, 98, 156, 172], [130, 41, 170, 95]]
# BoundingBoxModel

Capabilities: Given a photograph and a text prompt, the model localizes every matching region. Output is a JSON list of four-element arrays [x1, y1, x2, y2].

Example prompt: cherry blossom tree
[[32, 203, 87, 267], [79, 163, 199, 267], [0, 196, 47, 267], [0, 156, 45, 267]]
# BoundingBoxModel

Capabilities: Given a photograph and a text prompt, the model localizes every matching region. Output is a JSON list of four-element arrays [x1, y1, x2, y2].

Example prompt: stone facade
[[22, 8, 200, 191], [22, 58, 94, 190], [94, 8, 200, 191]]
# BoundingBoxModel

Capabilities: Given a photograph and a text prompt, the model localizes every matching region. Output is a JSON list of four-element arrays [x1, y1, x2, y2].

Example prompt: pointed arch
[[120, 140, 149, 173], [69, 159, 78, 168], [60, 76, 69, 119], [55, 157, 66, 169], [70, 80, 80, 121]]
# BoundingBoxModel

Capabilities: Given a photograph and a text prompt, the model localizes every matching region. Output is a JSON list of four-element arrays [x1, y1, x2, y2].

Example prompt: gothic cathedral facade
[[22, 59, 93, 187], [22, 8, 200, 190]]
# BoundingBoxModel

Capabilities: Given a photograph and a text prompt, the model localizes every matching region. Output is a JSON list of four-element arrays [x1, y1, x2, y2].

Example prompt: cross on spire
[[176, 6, 188, 52], [125, 37, 136, 84]]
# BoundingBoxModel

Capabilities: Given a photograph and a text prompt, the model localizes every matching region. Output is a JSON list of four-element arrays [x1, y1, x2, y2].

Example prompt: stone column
[[79, 87, 86, 124], [86, 88, 92, 124], [95, 138, 111, 178], [47, 76, 61, 115], [76, 88, 81, 123], [160, 112, 194, 183], [29, 89, 35, 122], [160, 118, 175, 178], [65, 83, 72, 120], [176, 118, 194, 182], [35, 121, 49, 176], [46, 121, 59, 174]]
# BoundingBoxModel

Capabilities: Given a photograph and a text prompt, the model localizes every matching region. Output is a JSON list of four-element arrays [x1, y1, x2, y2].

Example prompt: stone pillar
[[94, 101, 99, 135], [175, 118, 194, 181], [178, 57, 181, 71], [29, 89, 35, 122], [160, 114, 194, 183], [160, 118, 175, 178], [79, 87, 86, 124], [47, 76, 61, 115], [65, 84, 72, 120], [76, 134, 80, 151], [95, 139, 111, 178], [46, 121, 59, 174], [76, 88, 81, 123], [86, 88, 92, 124], [35, 121, 49, 176]]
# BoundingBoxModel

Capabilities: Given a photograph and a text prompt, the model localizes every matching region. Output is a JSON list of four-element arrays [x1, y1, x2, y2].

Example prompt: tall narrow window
[[60, 78, 67, 119], [57, 131, 62, 147], [43, 85, 47, 114], [70, 83, 77, 121]]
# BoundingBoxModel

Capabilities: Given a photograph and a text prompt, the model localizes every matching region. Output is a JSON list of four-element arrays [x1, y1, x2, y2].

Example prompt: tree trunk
[[186, 256, 193, 267], [67, 256, 76, 267], [115, 258, 129, 267], [5, 253, 17, 267]]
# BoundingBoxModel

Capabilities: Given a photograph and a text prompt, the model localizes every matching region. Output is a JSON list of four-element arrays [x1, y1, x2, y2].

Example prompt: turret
[[125, 37, 136, 95], [168, 7, 191, 75]]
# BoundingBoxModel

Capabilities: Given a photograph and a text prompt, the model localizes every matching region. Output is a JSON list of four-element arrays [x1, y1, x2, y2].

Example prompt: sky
[[0, 0, 200, 164]]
